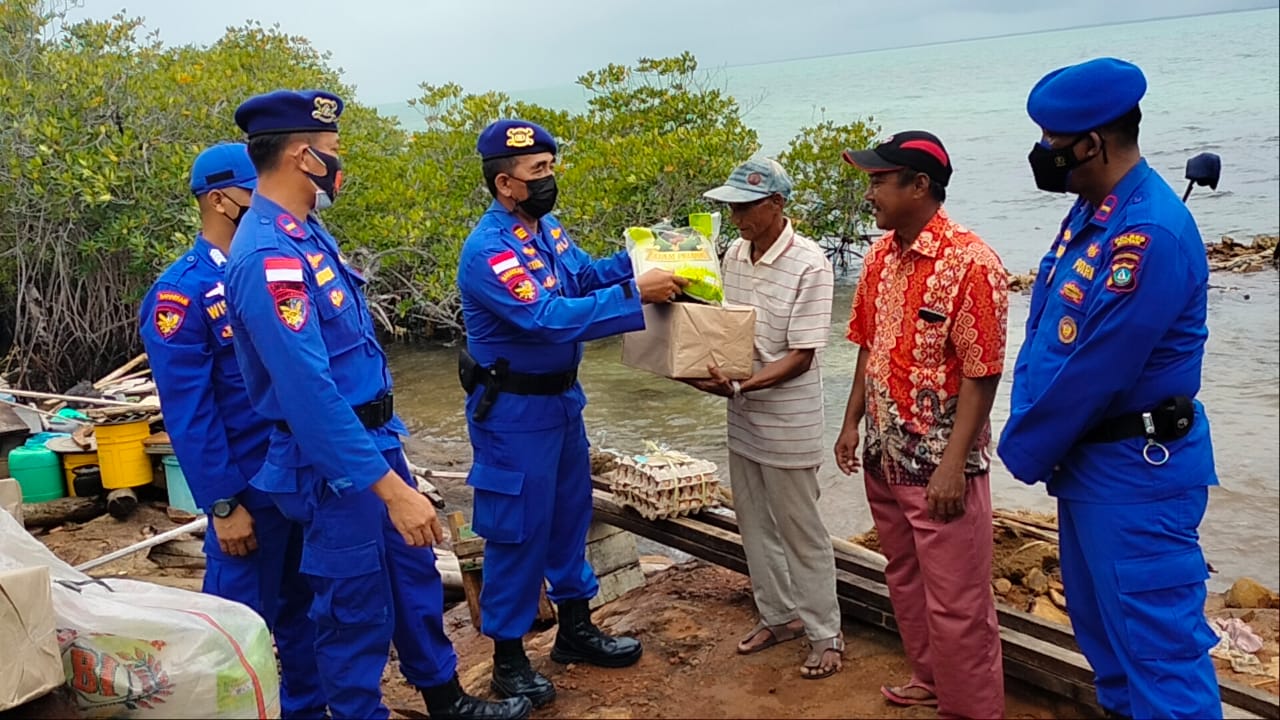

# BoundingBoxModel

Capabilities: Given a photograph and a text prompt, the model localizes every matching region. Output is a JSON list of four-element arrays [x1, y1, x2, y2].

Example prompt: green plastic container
[[8, 445, 66, 503], [162, 455, 200, 514]]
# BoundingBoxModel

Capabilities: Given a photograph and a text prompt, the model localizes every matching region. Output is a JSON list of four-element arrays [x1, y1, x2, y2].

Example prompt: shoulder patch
[[508, 276, 540, 303], [264, 257, 304, 284], [273, 288, 309, 331], [154, 304, 186, 340], [1111, 232, 1150, 250], [551, 227, 563, 240], [1105, 252, 1142, 294], [276, 214, 306, 239], [488, 250, 522, 277], [1086, 243, 1101, 258], [204, 282, 225, 299], [155, 290, 190, 307], [512, 224, 531, 242], [306, 252, 325, 269]]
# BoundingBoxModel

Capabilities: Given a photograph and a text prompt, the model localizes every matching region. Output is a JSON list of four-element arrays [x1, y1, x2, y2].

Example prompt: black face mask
[[513, 175, 558, 219], [305, 147, 344, 206], [1028, 135, 1091, 193], [223, 196, 249, 228]]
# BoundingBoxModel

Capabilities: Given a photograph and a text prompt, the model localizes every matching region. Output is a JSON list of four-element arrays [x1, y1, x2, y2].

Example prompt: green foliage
[[0, 1, 872, 391], [778, 116, 879, 246]]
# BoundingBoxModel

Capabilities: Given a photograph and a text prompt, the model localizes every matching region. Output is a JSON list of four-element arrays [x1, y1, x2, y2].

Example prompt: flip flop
[[881, 683, 939, 707], [800, 636, 845, 680], [736, 620, 804, 655]]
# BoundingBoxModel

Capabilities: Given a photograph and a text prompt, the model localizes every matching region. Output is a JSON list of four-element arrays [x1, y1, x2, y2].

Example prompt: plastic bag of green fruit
[[624, 212, 725, 305]]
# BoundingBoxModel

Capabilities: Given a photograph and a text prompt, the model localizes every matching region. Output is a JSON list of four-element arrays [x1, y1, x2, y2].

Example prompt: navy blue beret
[[235, 90, 344, 139], [1027, 58, 1147, 134], [477, 119, 557, 160]]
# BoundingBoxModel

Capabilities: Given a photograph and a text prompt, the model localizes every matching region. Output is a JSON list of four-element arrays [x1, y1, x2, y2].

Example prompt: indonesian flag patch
[[264, 257, 309, 330]]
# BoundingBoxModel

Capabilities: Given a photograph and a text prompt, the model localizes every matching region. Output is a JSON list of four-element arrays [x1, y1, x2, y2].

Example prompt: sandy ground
[[379, 563, 1074, 720]]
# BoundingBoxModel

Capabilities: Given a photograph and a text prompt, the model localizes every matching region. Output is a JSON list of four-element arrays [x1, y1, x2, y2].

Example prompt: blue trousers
[[270, 447, 458, 720], [1058, 488, 1221, 720], [204, 504, 326, 719], [467, 416, 598, 641]]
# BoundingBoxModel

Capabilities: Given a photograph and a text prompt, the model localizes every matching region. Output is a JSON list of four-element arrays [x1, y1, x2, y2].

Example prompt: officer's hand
[[212, 505, 258, 557], [926, 463, 966, 522], [834, 425, 862, 476], [375, 471, 446, 547], [637, 269, 690, 304]]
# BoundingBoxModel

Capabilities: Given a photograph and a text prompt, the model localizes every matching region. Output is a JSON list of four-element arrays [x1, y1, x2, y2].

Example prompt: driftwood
[[93, 353, 148, 390], [22, 496, 107, 529], [992, 509, 1061, 544], [1, 388, 139, 408]]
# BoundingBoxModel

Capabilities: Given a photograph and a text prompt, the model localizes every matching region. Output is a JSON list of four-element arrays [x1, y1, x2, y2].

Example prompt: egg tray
[[608, 454, 722, 521]]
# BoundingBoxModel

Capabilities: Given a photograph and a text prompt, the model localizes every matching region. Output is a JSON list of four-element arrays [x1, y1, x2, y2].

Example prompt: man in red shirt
[[835, 132, 1009, 718]]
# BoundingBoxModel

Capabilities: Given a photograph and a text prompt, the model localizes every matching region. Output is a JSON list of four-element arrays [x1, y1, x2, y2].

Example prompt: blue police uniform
[[224, 91, 460, 720], [999, 59, 1221, 720], [458, 121, 645, 651], [138, 143, 324, 719]]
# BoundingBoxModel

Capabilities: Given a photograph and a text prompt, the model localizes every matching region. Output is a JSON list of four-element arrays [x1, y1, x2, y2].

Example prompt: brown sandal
[[736, 620, 805, 655], [800, 636, 845, 679]]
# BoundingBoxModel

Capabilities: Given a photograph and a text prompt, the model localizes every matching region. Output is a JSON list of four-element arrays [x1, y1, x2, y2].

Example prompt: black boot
[[420, 675, 531, 720], [491, 639, 556, 708], [550, 598, 643, 668]]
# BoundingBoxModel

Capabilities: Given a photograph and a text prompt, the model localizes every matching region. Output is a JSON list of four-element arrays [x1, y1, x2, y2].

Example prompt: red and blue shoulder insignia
[[277, 214, 306, 239]]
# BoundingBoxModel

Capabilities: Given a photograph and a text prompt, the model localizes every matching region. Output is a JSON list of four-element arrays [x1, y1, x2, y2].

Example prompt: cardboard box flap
[[0, 565, 64, 711]]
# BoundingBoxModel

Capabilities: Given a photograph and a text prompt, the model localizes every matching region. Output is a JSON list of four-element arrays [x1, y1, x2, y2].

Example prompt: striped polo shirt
[[722, 220, 835, 469]]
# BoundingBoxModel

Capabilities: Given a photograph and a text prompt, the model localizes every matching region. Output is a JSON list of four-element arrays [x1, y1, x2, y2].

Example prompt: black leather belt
[[1082, 396, 1194, 444], [459, 350, 577, 422], [275, 393, 394, 434]]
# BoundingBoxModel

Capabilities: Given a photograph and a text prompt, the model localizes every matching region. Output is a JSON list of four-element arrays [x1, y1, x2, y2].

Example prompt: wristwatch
[[210, 497, 239, 519]]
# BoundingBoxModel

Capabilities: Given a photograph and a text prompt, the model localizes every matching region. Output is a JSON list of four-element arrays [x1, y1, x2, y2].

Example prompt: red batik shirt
[[847, 208, 1009, 485]]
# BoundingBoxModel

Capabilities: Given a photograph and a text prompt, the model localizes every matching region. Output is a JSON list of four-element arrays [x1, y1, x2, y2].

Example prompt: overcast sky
[[69, 0, 1276, 104]]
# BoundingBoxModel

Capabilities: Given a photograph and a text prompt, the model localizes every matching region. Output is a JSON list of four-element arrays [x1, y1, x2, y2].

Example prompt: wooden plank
[[698, 502, 1082, 653], [447, 511, 483, 630], [94, 353, 148, 390]]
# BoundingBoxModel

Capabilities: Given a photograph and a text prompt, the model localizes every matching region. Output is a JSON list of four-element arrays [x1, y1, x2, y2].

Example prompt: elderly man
[[836, 132, 1008, 717], [1000, 58, 1221, 720], [691, 158, 843, 680]]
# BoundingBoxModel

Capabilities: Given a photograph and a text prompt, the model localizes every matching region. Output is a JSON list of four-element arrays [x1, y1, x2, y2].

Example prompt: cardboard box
[[0, 566, 64, 711], [0, 477, 22, 526], [622, 302, 756, 380]]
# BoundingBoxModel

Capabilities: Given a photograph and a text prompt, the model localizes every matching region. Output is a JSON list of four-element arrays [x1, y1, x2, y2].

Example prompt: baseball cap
[[189, 142, 258, 196], [703, 158, 794, 204], [842, 131, 953, 188]]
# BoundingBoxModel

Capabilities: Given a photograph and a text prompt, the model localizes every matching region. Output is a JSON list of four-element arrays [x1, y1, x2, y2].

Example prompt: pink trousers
[[864, 466, 1005, 719]]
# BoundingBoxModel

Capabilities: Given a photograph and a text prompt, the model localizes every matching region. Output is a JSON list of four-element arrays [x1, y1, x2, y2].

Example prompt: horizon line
[[373, 4, 1277, 107]]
